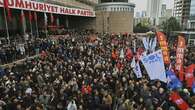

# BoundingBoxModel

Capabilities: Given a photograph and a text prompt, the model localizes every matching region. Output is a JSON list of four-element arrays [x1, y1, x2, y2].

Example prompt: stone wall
[[95, 11, 134, 33]]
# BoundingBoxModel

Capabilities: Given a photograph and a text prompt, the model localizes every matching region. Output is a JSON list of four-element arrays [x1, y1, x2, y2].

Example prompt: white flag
[[131, 57, 136, 68], [133, 62, 142, 78], [142, 37, 149, 50], [119, 48, 125, 59], [141, 50, 167, 82], [150, 37, 157, 52]]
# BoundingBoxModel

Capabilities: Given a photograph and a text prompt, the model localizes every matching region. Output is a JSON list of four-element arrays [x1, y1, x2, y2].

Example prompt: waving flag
[[156, 32, 170, 64], [185, 64, 195, 88], [141, 50, 167, 82], [142, 37, 149, 50], [175, 36, 186, 71], [169, 91, 189, 110], [166, 70, 182, 90], [136, 47, 144, 60], [126, 48, 133, 61], [119, 48, 125, 59], [151, 37, 157, 52], [133, 61, 142, 78], [112, 49, 118, 61], [192, 81, 195, 93], [4, 0, 12, 21], [131, 57, 136, 68]]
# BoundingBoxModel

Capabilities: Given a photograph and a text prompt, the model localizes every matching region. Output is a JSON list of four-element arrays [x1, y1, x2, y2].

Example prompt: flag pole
[[3, 4, 10, 44]]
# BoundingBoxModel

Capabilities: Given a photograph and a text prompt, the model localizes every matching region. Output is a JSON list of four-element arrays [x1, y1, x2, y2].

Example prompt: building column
[[66, 16, 69, 28]]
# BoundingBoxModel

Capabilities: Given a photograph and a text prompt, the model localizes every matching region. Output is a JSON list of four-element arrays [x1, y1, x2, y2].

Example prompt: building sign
[[0, 0, 95, 17]]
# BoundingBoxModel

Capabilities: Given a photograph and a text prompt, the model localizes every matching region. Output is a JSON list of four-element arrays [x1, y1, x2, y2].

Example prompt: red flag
[[156, 32, 170, 64], [117, 60, 124, 71], [169, 91, 189, 110], [112, 49, 118, 61], [136, 47, 144, 61], [126, 48, 133, 61], [175, 36, 186, 71], [179, 67, 184, 81], [3, 0, 12, 21], [185, 64, 195, 88]]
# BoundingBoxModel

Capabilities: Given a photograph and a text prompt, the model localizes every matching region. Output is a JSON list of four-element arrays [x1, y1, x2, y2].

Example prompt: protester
[[0, 31, 194, 110]]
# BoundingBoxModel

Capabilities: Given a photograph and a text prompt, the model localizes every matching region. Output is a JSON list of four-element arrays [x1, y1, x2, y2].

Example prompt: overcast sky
[[131, 0, 174, 12]]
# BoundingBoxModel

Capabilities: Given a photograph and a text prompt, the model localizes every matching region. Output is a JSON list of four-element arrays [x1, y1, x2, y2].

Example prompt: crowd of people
[[0, 31, 195, 110]]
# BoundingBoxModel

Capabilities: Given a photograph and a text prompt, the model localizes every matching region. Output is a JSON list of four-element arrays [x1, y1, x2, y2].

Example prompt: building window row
[[96, 7, 133, 12]]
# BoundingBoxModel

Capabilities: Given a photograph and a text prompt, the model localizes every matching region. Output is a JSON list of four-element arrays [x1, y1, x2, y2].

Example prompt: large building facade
[[0, 0, 97, 38], [95, 0, 135, 33], [146, 0, 162, 25], [173, 0, 195, 46], [188, 0, 195, 29], [173, 0, 191, 29], [187, 0, 195, 46]]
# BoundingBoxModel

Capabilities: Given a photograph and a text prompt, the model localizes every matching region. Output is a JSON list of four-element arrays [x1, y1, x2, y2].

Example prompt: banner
[[142, 37, 149, 50], [175, 36, 186, 71], [156, 32, 170, 64], [151, 37, 157, 52], [185, 64, 195, 88], [166, 70, 182, 90], [169, 91, 189, 110], [133, 61, 142, 78], [4, 0, 12, 21], [0, 0, 95, 17], [141, 50, 167, 82], [112, 49, 118, 61]]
